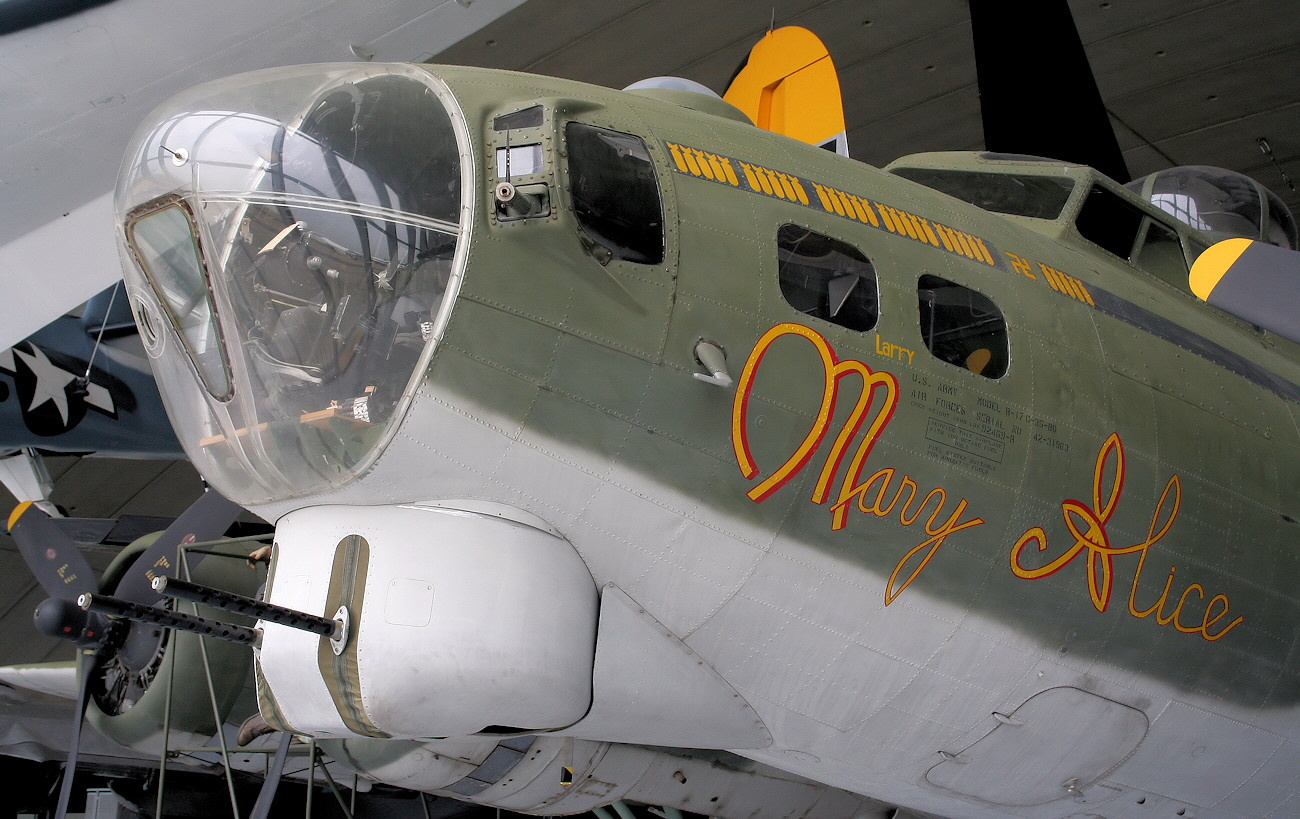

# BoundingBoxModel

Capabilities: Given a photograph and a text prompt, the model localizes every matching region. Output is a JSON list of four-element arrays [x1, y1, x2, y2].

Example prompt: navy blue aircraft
[[0, 283, 181, 512]]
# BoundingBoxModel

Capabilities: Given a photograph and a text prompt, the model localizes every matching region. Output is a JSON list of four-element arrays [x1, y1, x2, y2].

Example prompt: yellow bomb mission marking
[[666, 141, 999, 269]]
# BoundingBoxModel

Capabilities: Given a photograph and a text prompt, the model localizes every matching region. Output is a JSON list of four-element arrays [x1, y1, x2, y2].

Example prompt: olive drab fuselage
[[114, 63, 1300, 818]]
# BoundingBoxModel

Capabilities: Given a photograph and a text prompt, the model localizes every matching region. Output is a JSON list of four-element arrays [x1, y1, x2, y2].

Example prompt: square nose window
[[125, 198, 232, 399], [496, 144, 544, 178]]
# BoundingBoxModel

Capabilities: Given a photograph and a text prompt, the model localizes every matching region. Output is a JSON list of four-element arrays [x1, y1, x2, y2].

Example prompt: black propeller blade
[[112, 489, 244, 603], [53, 650, 97, 819], [109, 489, 244, 673], [8, 502, 97, 601], [9, 503, 116, 819], [10, 503, 111, 648], [969, 0, 1131, 183], [8, 488, 245, 819]]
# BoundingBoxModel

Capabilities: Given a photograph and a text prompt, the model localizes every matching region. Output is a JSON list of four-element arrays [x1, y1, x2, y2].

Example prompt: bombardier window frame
[[776, 224, 879, 332], [124, 195, 234, 400]]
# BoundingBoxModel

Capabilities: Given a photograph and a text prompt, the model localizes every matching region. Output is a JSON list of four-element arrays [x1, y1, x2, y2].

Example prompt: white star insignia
[[15, 345, 76, 426]]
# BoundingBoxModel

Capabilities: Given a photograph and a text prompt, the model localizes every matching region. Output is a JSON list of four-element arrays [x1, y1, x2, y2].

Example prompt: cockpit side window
[[1076, 184, 1191, 291], [917, 274, 1008, 378], [565, 123, 664, 264], [776, 225, 879, 332], [1132, 218, 1190, 291], [1075, 184, 1145, 260]]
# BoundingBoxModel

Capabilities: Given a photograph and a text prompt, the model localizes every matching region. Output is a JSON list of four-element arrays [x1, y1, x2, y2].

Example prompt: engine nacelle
[[87, 534, 261, 751], [256, 503, 598, 739]]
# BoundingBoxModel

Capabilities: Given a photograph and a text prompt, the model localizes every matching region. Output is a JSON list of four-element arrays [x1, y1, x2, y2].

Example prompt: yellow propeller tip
[[7, 501, 34, 532], [1189, 237, 1252, 301]]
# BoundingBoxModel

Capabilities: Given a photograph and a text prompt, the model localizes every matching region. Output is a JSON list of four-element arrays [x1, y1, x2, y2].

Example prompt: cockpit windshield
[[116, 65, 468, 504], [890, 167, 1075, 220]]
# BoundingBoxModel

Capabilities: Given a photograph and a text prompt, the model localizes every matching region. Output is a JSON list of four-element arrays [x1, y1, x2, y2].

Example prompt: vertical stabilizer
[[724, 26, 849, 156]]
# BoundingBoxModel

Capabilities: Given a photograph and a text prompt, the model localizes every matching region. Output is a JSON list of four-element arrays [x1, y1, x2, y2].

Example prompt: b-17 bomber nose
[[114, 64, 471, 505]]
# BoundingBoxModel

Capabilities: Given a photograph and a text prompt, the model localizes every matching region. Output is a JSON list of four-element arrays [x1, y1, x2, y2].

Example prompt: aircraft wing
[[0, 0, 529, 352]]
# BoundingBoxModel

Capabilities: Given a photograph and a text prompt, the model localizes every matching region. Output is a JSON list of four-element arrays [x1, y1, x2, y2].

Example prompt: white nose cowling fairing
[[259, 503, 599, 739], [115, 64, 472, 506]]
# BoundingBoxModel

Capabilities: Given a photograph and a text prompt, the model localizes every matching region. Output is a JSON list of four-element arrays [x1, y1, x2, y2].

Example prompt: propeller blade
[[249, 732, 293, 819], [969, 0, 1130, 183], [111, 489, 244, 604], [53, 649, 97, 819], [105, 488, 244, 673], [1189, 238, 1300, 344], [8, 502, 97, 600]]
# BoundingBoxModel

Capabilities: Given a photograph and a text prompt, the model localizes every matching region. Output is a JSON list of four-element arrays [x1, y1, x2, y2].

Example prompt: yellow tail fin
[[723, 26, 848, 156]]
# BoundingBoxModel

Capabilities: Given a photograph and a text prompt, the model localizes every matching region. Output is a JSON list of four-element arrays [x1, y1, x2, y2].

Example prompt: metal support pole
[[251, 733, 292, 819], [306, 740, 315, 819], [313, 745, 355, 819], [156, 628, 176, 819], [179, 556, 241, 819]]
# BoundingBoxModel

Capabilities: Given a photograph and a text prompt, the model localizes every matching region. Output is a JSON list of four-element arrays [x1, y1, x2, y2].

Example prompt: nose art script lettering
[[732, 323, 984, 604], [1009, 433, 1242, 641]]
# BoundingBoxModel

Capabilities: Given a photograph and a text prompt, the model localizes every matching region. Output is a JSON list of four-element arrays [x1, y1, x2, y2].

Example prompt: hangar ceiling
[[434, 0, 1300, 218]]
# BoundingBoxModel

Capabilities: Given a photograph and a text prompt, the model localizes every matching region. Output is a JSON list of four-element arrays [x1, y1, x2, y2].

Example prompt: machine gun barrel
[[152, 575, 341, 639], [77, 593, 258, 645]]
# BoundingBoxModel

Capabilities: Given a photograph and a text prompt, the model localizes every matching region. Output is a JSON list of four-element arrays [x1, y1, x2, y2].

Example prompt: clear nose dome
[[115, 64, 470, 504]]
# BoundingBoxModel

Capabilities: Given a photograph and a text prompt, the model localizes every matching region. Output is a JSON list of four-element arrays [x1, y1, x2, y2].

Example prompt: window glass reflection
[[127, 201, 231, 398]]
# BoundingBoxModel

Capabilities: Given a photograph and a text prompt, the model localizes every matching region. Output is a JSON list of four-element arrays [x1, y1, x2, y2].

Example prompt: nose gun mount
[[494, 181, 551, 220], [78, 575, 352, 655]]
